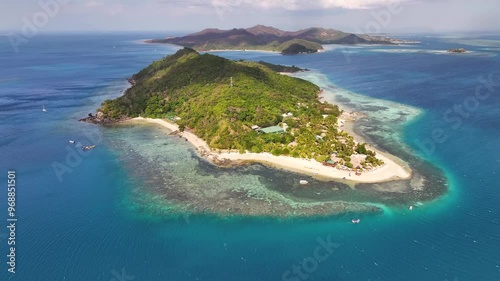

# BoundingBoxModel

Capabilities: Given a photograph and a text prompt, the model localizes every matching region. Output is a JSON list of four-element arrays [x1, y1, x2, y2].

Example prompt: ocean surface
[[0, 33, 499, 280]]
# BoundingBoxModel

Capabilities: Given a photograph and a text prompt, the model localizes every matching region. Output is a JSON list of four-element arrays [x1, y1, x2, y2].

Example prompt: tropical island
[[83, 48, 410, 183], [447, 48, 467, 53], [146, 25, 414, 55]]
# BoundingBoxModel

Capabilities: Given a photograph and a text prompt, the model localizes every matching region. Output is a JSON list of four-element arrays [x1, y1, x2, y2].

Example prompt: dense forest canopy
[[99, 48, 383, 168]]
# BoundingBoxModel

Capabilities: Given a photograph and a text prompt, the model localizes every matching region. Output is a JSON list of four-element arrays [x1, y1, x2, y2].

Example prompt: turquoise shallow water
[[0, 34, 499, 280]]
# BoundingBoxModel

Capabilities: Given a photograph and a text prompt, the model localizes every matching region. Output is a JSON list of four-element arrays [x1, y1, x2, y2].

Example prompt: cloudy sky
[[1, 0, 499, 33]]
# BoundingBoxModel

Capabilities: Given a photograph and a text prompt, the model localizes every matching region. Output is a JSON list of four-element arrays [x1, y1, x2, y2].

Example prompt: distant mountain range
[[146, 25, 413, 55]]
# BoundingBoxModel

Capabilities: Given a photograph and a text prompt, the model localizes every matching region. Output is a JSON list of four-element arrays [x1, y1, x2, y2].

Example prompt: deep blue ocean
[[0, 33, 499, 281]]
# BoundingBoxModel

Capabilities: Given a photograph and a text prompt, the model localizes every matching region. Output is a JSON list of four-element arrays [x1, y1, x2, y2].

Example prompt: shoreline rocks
[[79, 111, 130, 124]]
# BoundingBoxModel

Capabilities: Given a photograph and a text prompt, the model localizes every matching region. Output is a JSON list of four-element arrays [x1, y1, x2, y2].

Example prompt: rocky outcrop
[[447, 48, 467, 53], [79, 112, 129, 124]]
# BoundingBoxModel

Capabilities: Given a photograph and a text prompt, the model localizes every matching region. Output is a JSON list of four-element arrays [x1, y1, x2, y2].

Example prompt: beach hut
[[323, 160, 338, 167], [260, 126, 285, 134]]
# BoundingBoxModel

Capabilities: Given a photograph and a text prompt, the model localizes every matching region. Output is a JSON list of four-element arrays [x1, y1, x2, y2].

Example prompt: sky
[[0, 0, 499, 34]]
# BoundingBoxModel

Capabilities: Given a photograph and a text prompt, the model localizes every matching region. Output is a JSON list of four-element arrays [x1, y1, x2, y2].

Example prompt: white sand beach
[[132, 117, 411, 183]]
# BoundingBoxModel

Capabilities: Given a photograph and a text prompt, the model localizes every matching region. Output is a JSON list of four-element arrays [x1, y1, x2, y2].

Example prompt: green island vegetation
[[169, 37, 323, 55], [99, 48, 383, 168], [255, 61, 305, 73], [147, 25, 407, 55], [280, 39, 322, 55]]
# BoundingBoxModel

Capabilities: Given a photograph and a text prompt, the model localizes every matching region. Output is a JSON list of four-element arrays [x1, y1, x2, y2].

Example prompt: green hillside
[[147, 25, 407, 55], [98, 48, 382, 167], [279, 39, 322, 54]]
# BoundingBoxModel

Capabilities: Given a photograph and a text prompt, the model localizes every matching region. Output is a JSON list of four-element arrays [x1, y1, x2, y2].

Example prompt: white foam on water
[[444, 38, 500, 48]]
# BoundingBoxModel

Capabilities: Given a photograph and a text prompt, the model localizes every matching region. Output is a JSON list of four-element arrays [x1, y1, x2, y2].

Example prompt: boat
[[82, 145, 96, 151], [42, 105, 47, 112], [351, 219, 361, 224], [299, 180, 309, 185], [409, 205, 414, 211], [69, 140, 75, 144]]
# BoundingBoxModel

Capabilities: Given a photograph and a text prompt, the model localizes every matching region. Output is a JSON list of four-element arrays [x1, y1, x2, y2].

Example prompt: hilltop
[[147, 25, 408, 54], [88, 48, 384, 169]]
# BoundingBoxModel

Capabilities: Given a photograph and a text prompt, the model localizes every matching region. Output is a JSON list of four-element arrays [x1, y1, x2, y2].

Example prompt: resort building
[[260, 126, 285, 134]]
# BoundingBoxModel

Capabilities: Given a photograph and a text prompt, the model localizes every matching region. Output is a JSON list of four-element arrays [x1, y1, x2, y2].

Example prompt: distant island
[[447, 48, 467, 53], [146, 25, 415, 55], [82, 48, 410, 182]]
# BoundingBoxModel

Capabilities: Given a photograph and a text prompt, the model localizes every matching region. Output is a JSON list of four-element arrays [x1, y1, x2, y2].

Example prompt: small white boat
[[299, 180, 309, 185], [351, 219, 361, 224], [69, 140, 75, 144], [409, 205, 414, 211], [42, 105, 47, 112]]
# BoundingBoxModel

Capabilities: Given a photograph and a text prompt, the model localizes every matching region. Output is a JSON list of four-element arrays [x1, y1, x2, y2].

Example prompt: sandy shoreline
[[131, 117, 411, 183]]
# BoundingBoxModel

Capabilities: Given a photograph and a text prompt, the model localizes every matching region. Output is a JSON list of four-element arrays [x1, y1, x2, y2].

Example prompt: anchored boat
[[82, 145, 96, 151]]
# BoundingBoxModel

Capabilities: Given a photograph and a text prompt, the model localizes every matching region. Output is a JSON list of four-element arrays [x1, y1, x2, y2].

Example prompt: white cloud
[[319, 0, 407, 9], [85, 1, 104, 8], [212, 0, 410, 11], [82, 1, 128, 16], [109, 4, 128, 15]]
